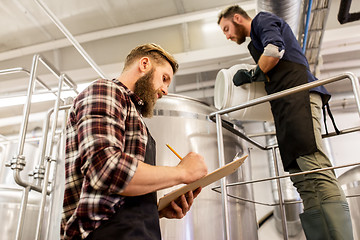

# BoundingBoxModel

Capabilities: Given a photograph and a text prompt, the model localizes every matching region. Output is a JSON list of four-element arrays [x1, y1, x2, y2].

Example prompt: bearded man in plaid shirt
[[61, 43, 208, 240]]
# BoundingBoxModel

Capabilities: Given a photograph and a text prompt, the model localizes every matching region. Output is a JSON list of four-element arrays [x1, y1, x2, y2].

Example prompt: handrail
[[1, 54, 76, 240], [8, 54, 75, 193], [209, 72, 360, 150], [11, 105, 71, 193], [0, 65, 78, 97], [212, 161, 360, 189], [35, 74, 64, 240], [0, 67, 52, 93], [209, 72, 360, 118], [210, 72, 360, 240]]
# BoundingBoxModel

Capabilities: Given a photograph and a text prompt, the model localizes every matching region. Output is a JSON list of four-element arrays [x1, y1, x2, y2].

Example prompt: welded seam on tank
[[153, 109, 210, 121]]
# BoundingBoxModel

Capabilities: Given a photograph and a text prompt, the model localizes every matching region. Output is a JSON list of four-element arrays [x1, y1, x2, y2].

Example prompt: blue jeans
[[289, 93, 346, 211]]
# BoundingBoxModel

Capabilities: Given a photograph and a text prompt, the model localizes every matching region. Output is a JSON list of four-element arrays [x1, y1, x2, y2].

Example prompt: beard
[[134, 68, 161, 118], [232, 21, 247, 45]]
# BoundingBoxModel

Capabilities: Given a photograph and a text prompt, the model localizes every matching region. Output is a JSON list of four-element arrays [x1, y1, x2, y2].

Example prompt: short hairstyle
[[217, 5, 251, 24], [124, 43, 178, 74]]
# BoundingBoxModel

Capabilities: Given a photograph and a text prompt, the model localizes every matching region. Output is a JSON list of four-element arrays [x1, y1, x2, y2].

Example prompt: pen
[[166, 144, 183, 160]]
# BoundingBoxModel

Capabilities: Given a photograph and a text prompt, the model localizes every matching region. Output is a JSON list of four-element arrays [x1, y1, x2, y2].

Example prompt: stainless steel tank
[[338, 165, 360, 240], [144, 94, 258, 240], [0, 140, 43, 240], [0, 185, 42, 240]]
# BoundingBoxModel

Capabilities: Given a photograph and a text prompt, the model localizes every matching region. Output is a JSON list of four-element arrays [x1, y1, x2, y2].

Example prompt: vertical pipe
[[45, 104, 69, 240], [15, 186, 31, 240], [38, 109, 53, 168], [35, 74, 64, 240], [47, 74, 64, 157], [17, 54, 39, 156], [271, 147, 289, 239], [12, 54, 43, 193], [302, 0, 313, 53], [215, 114, 230, 240]]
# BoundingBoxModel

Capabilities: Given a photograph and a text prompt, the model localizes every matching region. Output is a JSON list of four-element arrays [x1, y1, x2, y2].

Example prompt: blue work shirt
[[250, 11, 330, 100]]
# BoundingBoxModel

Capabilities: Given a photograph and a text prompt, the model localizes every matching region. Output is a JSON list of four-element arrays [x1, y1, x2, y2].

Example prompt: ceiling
[[0, 0, 360, 136]]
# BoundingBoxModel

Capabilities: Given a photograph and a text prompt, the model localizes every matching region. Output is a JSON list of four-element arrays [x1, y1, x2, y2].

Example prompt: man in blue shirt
[[218, 5, 353, 240]]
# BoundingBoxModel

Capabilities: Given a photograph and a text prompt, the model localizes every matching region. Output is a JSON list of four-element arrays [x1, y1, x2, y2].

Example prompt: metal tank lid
[[154, 94, 216, 115], [162, 93, 210, 106]]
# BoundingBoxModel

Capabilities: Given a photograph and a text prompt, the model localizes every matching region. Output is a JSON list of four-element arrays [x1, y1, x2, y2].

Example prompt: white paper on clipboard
[[157, 155, 247, 211]]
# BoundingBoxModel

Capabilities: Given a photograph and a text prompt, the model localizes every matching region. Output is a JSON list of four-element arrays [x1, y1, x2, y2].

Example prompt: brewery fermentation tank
[[144, 94, 258, 240], [0, 140, 43, 240], [338, 166, 360, 239], [0, 136, 65, 240]]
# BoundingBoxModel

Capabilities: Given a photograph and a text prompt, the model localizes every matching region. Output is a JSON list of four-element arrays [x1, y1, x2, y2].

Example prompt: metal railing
[[209, 72, 360, 240], [1, 54, 77, 240]]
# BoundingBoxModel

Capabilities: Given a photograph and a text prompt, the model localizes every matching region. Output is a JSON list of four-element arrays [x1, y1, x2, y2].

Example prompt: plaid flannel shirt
[[61, 79, 148, 239]]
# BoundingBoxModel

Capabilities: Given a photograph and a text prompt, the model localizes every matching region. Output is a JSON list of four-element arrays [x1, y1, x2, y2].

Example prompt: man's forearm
[[257, 55, 279, 73]]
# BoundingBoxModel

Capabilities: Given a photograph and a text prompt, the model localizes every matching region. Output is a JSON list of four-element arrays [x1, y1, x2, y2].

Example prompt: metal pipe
[[322, 126, 360, 138], [243, 125, 360, 144], [34, 0, 107, 79], [15, 186, 31, 240], [215, 113, 231, 240], [10, 58, 75, 193], [48, 74, 64, 156], [35, 74, 64, 240], [13, 169, 42, 192], [11, 55, 43, 191], [16, 55, 39, 156], [213, 188, 360, 206], [210, 72, 360, 238], [215, 161, 360, 188], [209, 72, 360, 118], [12, 105, 72, 194], [45, 101, 70, 239], [212, 188, 302, 206], [0, 67, 53, 95], [0, 67, 25, 75], [0, 64, 78, 95], [11, 55, 58, 192], [38, 108, 54, 169], [302, 0, 313, 53], [272, 147, 289, 239], [38, 56, 78, 94]]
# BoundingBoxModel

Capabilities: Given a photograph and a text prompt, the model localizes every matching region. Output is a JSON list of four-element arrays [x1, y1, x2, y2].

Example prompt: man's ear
[[232, 13, 242, 24], [139, 57, 151, 73]]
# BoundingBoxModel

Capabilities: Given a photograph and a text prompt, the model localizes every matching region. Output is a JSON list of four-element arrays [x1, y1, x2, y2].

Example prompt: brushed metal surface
[[145, 94, 258, 240]]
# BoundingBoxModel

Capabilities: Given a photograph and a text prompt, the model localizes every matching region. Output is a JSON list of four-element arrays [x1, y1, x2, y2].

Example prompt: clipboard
[[157, 155, 247, 211]]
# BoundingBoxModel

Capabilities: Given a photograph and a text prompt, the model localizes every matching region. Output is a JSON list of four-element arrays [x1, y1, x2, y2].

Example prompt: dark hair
[[217, 5, 251, 24], [124, 43, 178, 74]]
